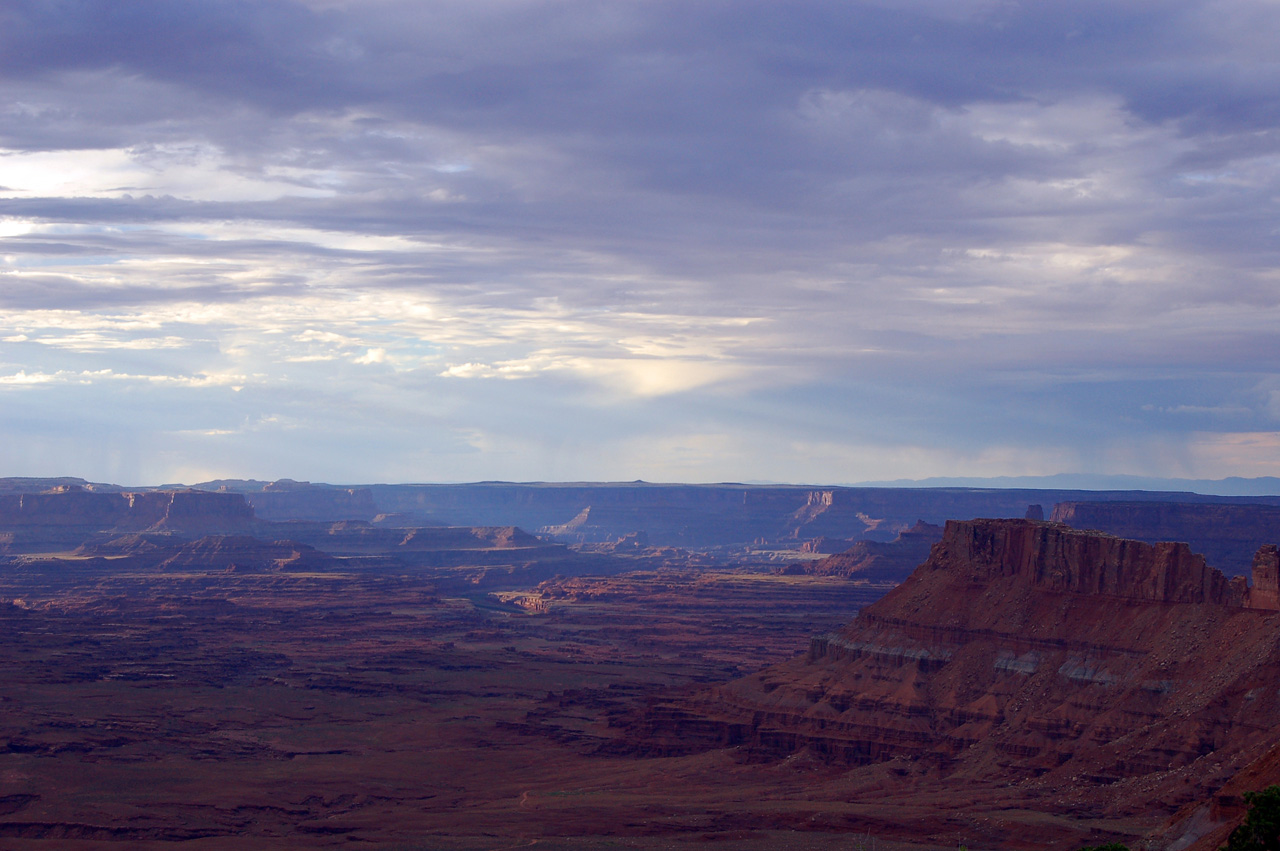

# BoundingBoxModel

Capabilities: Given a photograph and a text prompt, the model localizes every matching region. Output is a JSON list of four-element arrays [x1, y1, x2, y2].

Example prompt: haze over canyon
[[5, 2, 1280, 848], [3, 475, 1280, 849]]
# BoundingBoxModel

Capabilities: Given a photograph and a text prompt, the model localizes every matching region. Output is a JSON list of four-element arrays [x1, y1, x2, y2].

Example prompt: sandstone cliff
[[0, 487, 253, 530], [234, 480, 380, 522], [782, 520, 943, 582], [633, 519, 1280, 847], [158, 536, 339, 573], [373, 482, 1271, 549], [281, 523, 545, 555], [1051, 500, 1280, 576], [0, 487, 254, 552]]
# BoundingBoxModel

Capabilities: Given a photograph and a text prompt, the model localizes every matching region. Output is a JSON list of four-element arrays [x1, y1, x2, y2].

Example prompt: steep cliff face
[[0, 488, 133, 527], [239, 480, 380, 522], [280, 523, 545, 554], [635, 519, 1280, 841], [129, 490, 255, 531], [371, 482, 1267, 549], [782, 490, 874, 540], [1051, 500, 1280, 576], [158, 536, 339, 573], [1250, 545, 1280, 610], [784, 520, 943, 582], [0, 487, 254, 551], [931, 516, 1245, 604]]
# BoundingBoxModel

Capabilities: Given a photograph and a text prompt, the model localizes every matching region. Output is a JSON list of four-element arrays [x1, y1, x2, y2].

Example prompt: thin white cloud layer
[[1, 0, 1279, 484]]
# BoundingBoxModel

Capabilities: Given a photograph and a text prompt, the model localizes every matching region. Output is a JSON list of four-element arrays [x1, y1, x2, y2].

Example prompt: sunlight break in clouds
[[440, 354, 745, 398], [0, 146, 338, 202]]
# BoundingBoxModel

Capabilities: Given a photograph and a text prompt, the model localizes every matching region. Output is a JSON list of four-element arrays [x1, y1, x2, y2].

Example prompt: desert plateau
[[0, 478, 1279, 850], [8, 3, 1280, 847]]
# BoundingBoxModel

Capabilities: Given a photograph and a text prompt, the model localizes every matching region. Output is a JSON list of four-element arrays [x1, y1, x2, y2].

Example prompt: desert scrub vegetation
[[1224, 785, 1280, 851]]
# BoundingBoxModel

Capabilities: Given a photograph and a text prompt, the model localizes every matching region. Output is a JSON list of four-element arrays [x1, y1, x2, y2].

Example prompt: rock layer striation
[[635, 519, 1280, 843], [782, 520, 943, 582], [1051, 500, 1280, 576]]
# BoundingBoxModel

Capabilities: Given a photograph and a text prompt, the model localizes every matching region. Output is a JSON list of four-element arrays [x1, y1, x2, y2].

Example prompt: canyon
[[1051, 501, 1280, 576], [192, 478, 1280, 554], [11, 476, 1280, 573], [779, 521, 945, 583], [3, 477, 1280, 849], [635, 519, 1280, 849]]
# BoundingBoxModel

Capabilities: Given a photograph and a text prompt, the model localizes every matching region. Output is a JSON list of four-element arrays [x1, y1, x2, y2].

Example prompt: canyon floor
[[0, 555, 941, 851], [9, 482, 1280, 850]]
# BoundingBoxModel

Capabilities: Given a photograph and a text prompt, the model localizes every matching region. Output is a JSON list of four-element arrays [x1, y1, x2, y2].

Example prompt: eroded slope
[[635, 519, 1280, 847]]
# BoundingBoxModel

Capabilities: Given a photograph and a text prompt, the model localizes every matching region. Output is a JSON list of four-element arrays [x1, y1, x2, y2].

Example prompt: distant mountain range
[[849, 474, 1280, 496]]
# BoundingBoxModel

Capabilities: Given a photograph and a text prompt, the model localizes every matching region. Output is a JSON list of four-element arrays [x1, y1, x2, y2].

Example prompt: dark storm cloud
[[0, 0, 1269, 296], [0, 0, 333, 109], [2, 2, 1261, 149], [4, 1, 1274, 240]]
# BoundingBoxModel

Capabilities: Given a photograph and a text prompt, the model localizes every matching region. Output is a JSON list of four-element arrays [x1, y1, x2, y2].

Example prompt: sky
[[1, 0, 1279, 486]]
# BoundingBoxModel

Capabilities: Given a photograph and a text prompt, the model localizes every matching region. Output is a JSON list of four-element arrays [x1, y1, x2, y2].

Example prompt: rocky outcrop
[[242, 522, 596, 584], [0, 487, 125, 528], [781, 490, 878, 540], [539, 506, 603, 542], [784, 521, 943, 582], [1248, 545, 1280, 610], [633, 519, 1280, 841], [234, 480, 379, 522], [8, 478, 1280, 553], [799, 536, 858, 554], [279, 523, 544, 555], [372, 482, 1274, 548], [1051, 500, 1280, 576], [0, 487, 253, 531], [159, 536, 339, 573], [0, 487, 254, 552], [930, 517, 1245, 604], [133, 490, 255, 531], [598, 531, 650, 553], [0, 477, 113, 494]]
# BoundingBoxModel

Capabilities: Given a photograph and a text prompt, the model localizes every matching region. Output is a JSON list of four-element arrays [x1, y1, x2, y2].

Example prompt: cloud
[[439, 353, 743, 398], [0, 368, 251, 388], [1, 0, 1279, 482]]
